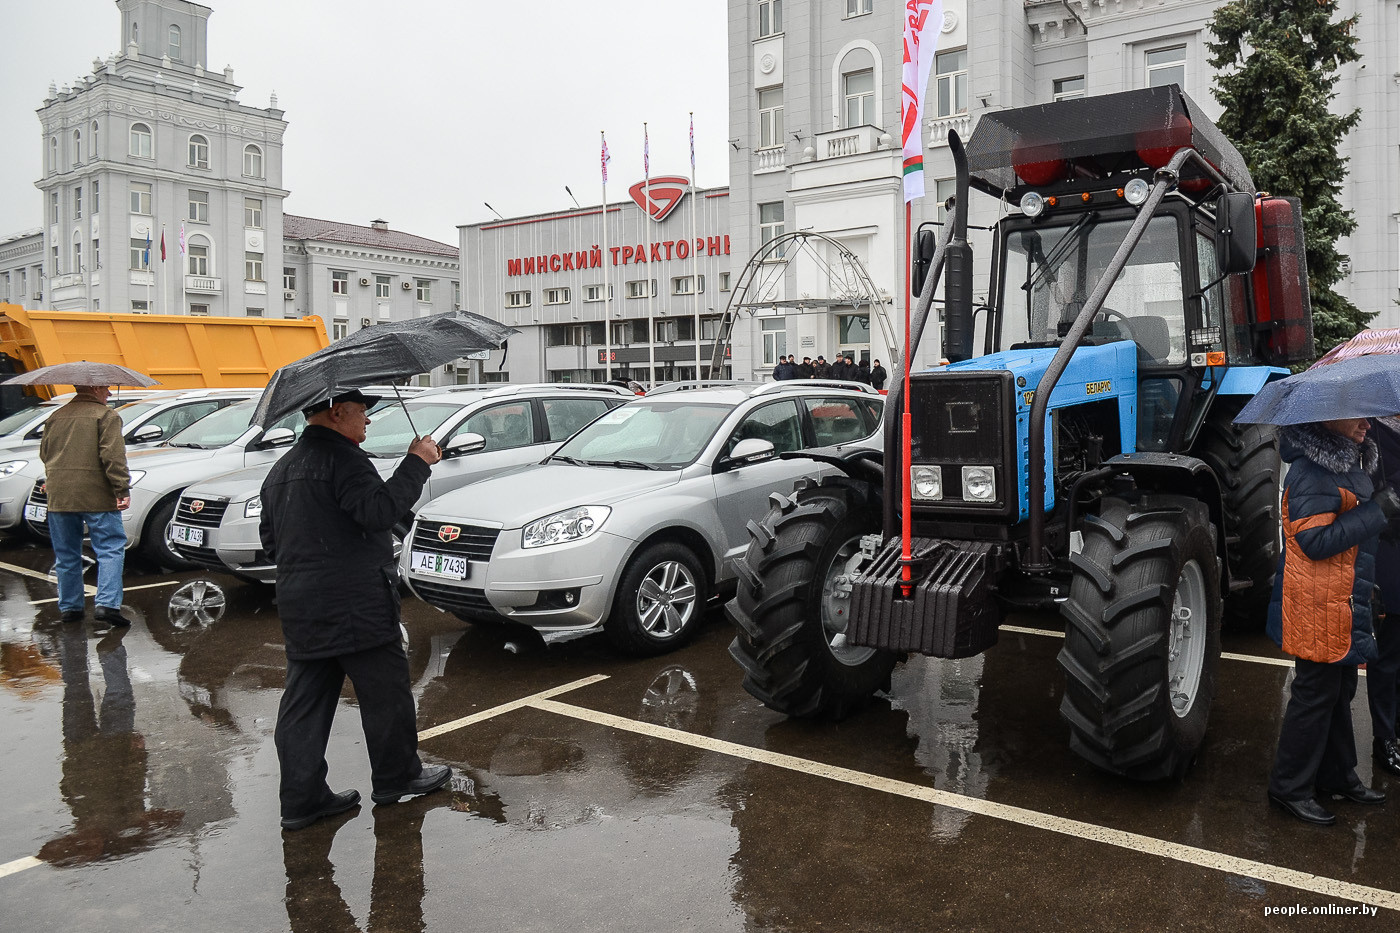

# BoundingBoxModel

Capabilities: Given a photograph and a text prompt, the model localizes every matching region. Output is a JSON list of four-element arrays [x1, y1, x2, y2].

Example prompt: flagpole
[[901, 200, 914, 592], [690, 112, 701, 380], [644, 122, 655, 388], [179, 223, 186, 315], [146, 225, 153, 313], [601, 131, 613, 382]]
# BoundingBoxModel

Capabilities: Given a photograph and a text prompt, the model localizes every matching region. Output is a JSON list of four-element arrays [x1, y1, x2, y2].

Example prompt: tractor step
[[847, 538, 1005, 658]]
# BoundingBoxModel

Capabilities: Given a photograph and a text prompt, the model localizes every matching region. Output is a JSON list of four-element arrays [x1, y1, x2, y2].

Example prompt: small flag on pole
[[159, 230, 165, 262], [143, 231, 151, 268], [644, 123, 650, 179], [601, 134, 611, 185], [179, 222, 186, 256], [689, 113, 695, 175], [900, 0, 944, 203]]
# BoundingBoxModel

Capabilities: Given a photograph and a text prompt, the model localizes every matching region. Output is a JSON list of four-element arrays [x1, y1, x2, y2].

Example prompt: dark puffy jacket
[[1372, 417, 1400, 615], [259, 425, 431, 659], [1267, 422, 1388, 665], [870, 364, 888, 390]]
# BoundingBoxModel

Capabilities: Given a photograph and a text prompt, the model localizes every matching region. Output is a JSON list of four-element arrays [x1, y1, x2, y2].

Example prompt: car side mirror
[[129, 424, 163, 442], [260, 427, 296, 448], [1215, 191, 1257, 275], [725, 437, 776, 468], [443, 432, 486, 457]]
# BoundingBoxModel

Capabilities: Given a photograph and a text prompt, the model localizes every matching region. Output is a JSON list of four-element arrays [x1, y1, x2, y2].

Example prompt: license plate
[[170, 523, 205, 547], [410, 550, 469, 580], [24, 504, 46, 522]]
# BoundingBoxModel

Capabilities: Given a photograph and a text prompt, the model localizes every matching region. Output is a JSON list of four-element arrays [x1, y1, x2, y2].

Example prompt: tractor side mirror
[[911, 227, 938, 299], [1215, 191, 1257, 275]]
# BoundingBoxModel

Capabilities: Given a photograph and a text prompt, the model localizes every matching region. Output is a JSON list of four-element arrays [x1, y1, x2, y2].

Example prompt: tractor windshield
[[1001, 213, 1187, 365]]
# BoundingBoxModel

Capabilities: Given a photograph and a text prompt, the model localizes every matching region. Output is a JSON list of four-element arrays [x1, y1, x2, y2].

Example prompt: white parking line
[[998, 623, 1320, 673], [416, 674, 610, 742], [530, 696, 1400, 913], [0, 856, 41, 879], [0, 560, 95, 596], [28, 580, 183, 606]]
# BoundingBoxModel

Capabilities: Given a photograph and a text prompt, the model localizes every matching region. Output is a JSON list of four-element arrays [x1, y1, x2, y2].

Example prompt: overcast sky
[[0, 0, 731, 245]]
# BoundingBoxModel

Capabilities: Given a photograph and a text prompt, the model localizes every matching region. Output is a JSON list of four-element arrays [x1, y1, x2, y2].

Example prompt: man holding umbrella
[[260, 389, 450, 831]]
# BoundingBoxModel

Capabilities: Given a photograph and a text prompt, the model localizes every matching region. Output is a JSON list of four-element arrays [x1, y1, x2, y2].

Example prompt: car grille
[[170, 543, 225, 571], [411, 579, 498, 616], [28, 480, 47, 508], [411, 521, 500, 562], [175, 495, 230, 528]]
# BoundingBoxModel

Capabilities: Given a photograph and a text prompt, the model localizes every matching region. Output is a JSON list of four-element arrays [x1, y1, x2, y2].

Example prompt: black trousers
[[1368, 616, 1400, 742], [1269, 658, 1361, 801], [275, 640, 423, 819]]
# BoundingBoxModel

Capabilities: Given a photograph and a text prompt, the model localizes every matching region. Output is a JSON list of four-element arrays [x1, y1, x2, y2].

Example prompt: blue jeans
[[49, 510, 126, 613]]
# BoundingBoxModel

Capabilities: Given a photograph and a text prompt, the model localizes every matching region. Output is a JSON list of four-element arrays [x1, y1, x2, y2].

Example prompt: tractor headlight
[[1124, 177, 1150, 206], [1019, 191, 1046, 218], [962, 466, 996, 501], [244, 495, 262, 519], [911, 466, 943, 501], [522, 505, 610, 549]]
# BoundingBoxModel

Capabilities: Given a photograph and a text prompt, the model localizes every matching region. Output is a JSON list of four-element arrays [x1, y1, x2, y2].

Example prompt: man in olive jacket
[[259, 388, 450, 831], [39, 385, 131, 626]]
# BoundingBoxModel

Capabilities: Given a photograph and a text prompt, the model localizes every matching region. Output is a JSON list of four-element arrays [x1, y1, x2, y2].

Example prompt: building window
[[130, 238, 147, 270], [91, 121, 98, 160], [415, 279, 432, 302], [49, 192, 59, 224], [72, 235, 83, 273], [243, 144, 264, 178], [453, 280, 461, 309], [50, 245, 59, 276], [758, 0, 782, 36], [48, 137, 57, 174], [544, 287, 570, 305], [188, 189, 209, 223], [671, 275, 704, 295], [92, 180, 100, 213], [73, 186, 82, 219], [506, 290, 531, 308], [701, 315, 720, 339], [129, 122, 152, 158], [190, 304, 209, 316], [846, 0, 872, 16], [843, 69, 874, 127], [131, 299, 149, 312], [719, 272, 731, 292], [129, 182, 151, 215], [168, 24, 181, 61], [283, 267, 296, 291], [188, 134, 209, 168], [625, 279, 656, 299], [759, 201, 785, 255], [92, 238, 99, 269], [375, 274, 391, 298], [331, 270, 349, 295], [758, 87, 784, 149], [761, 318, 787, 366], [332, 322, 347, 340], [934, 177, 955, 223], [72, 129, 82, 166], [655, 318, 694, 342], [245, 251, 263, 282], [1053, 76, 1085, 101], [244, 198, 263, 228], [1146, 45, 1187, 89], [583, 284, 612, 302], [188, 238, 209, 276], [547, 323, 604, 347], [246, 307, 263, 317], [935, 49, 968, 118]]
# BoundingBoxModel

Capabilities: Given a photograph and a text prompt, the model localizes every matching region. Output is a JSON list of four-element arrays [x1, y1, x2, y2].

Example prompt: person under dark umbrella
[[1369, 415, 1400, 777], [870, 359, 888, 391], [260, 388, 451, 831], [1266, 416, 1399, 825]]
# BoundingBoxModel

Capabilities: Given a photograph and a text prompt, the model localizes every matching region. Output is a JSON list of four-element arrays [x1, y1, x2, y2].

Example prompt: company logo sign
[[190, 500, 205, 513], [438, 525, 462, 543], [629, 176, 690, 221]]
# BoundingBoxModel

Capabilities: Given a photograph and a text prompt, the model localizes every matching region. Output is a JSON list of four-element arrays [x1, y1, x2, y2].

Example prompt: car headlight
[[522, 505, 610, 549], [0, 460, 27, 476], [128, 470, 146, 486], [911, 465, 942, 501], [961, 465, 996, 501], [244, 495, 262, 519]]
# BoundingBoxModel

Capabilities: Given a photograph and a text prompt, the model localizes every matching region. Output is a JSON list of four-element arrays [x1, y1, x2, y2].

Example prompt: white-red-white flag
[[900, 0, 944, 203]]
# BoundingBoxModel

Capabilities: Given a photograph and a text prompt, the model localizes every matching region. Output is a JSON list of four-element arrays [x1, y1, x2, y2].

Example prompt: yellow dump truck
[[0, 303, 329, 402]]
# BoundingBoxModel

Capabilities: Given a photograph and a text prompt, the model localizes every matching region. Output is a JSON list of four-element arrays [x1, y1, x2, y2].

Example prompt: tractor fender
[[777, 446, 884, 488], [1103, 452, 1233, 595], [1216, 365, 1289, 396]]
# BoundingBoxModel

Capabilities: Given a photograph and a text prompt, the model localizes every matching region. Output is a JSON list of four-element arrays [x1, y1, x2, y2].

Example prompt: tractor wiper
[[1026, 211, 1097, 296]]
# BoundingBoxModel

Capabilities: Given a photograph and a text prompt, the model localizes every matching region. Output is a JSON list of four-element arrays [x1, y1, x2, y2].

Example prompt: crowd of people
[[771, 354, 888, 391]]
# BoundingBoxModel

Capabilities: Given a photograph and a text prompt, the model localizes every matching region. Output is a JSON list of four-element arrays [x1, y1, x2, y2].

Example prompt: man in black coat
[[260, 389, 451, 831], [870, 360, 888, 391], [798, 357, 814, 379]]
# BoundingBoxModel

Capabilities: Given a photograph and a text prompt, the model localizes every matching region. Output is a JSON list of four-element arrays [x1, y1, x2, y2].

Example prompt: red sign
[[630, 176, 689, 221]]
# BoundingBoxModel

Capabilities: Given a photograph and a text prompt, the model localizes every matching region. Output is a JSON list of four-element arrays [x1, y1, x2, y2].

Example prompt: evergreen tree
[[1207, 0, 1370, 354]]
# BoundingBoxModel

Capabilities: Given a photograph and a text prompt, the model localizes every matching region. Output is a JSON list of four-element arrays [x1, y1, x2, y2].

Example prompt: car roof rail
[[481, 382, 634, 398], [750, 380, 880, 397], [648, 380, 755, 396]]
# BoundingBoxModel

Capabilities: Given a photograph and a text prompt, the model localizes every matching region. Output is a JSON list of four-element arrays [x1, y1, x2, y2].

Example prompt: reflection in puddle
[[167, 580, 226, 629]]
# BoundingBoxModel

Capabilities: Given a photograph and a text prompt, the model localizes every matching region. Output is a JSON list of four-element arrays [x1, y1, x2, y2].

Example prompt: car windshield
[[115, 401, 162, 427], [167, 400, 257, 449], [0, 405, 50, 436], [553, 401, 732, 469], [362, 401, 471, 458]]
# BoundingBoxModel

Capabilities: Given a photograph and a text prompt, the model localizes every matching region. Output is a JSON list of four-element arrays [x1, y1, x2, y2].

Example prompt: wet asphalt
[[1, 537, 1398, 932]]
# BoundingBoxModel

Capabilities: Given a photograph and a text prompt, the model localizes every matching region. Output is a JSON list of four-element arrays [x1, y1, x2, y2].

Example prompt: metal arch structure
[[707, 231, 900, 378]]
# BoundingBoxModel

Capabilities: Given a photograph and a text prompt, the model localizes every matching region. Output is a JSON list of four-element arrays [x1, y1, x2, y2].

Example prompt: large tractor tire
[[1192, 413, 1280, 628], [727, 476, 901, 718], [1058, 493, 1222, 780]]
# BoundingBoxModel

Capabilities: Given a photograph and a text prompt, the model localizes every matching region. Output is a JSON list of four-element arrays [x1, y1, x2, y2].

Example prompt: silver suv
[[402, 381, 884, 655], [168, 384, 632, 582]]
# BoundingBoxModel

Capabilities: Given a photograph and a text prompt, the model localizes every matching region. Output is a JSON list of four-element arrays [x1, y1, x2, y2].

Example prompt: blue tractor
[[727, 86, 1316, 780]]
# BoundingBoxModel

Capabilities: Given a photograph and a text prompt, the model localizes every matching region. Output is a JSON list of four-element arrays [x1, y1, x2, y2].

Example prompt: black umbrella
[[251, 311, 517, 428]]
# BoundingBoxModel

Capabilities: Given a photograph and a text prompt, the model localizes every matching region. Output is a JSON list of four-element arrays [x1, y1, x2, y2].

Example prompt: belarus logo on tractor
[[727, 86, 1313, 780]]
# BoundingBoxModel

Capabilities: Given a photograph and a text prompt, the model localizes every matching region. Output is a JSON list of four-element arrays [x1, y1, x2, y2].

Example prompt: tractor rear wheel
[[727, 476, 901, 718], [1058, 493, 1222, 780]]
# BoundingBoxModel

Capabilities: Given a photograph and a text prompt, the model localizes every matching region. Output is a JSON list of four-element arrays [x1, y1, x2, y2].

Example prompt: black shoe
[[1375, 739, 1400, 777], [281, 789, 361, 831], [1268, 792, 1337, 825], [372, 764, 451, 805], [60, 609, 84, 623], [1319, 783, 1387, 805], [93, 606, 132, 627]]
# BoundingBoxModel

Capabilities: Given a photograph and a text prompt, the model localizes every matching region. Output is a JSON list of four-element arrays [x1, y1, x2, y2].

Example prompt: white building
[[726, 0, 1399, 373], [0, 231, 44, 309]]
